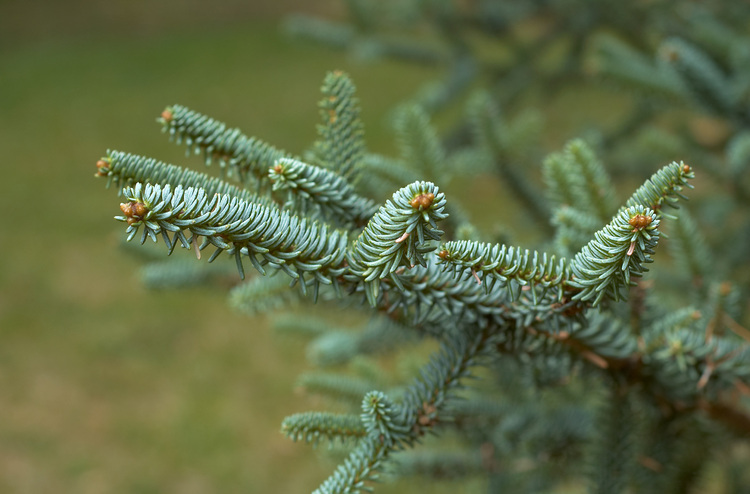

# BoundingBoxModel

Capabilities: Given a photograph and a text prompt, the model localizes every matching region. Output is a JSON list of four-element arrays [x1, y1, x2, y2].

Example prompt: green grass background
[[0, 3, 465, 492]]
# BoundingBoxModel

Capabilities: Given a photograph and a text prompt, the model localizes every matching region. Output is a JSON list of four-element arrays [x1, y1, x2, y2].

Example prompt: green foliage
[[282, 411, 366, 445], [314, 70, 366, 182], [347, 181, 447, 305], [394, 104, 446, 180], [569, 205, 660, 305], [93, 3, 750, 493], [666, 207, 711, 285], [586, 385, 637, 494], [469, 91, 549, 228], [160, 104, 292, 187], [660, 37, 734, 117], [269, 157, 378, 228]]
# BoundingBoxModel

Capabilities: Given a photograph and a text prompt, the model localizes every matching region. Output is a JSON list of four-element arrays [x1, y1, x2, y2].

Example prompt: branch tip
[[409, 192, 435, 210], [119, 201, 148, 225], [628, 214, 653, 231], [95, 158, 110, 177]]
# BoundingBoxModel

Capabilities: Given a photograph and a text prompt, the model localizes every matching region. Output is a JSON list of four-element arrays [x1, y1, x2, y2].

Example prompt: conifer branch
[[115, 183, 349, 296], [666, 207, 711, 285], [347, 181, 448, 305], [394, 104, 447, 180], [96, 150, 270, 206], [586, 384, 636, 494], [360, 391, 410, 447], [281, 412, 367, 445], [269, 157, 378, 228], [624, 161, 694, 214], [469, 91, 550, 230], [315, 70, 365, 182], [381, 257, 510, 327], [436, 241, 570, 304], [566, 140, 616, 222], [543, 140, 615, 223], [551, 206, 602, 255], [89, 20, 750, 487], [543, 149, 584, 210], [593, 33, 687, 103], [159, 104, 292, 187], [660, 37, 734, 117], [568, 311, 638, 361], [313, 328, 497, 494], [569, 206, 660, 305]]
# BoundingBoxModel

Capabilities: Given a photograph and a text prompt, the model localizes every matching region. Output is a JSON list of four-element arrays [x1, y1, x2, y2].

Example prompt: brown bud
[[161, 109, 173, 122], [95, 159, 110, 177], [438, 250, 449, 260], [682, 163, 692, 174], [409, 192, 435, 210], [628, 214, 653, 230], [119, 201, 148, 224]]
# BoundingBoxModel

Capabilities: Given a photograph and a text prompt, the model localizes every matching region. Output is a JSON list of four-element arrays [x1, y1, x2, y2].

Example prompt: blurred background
[[0, 2, 449, 492]]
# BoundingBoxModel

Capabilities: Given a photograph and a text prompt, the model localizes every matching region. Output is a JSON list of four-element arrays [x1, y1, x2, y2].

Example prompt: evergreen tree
[[95, 2, 750, 492]]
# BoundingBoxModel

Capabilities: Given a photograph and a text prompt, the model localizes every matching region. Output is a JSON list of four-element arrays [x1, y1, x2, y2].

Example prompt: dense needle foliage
[[96, 2, 750, 492]]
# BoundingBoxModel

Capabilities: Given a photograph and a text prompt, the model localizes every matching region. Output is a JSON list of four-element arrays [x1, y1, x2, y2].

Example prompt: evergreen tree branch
[[313, 327, 498, 494], [468, 91, 550, 230], [566, 140, 616, 222], [281, 411, 367, 445], [269, 157, 379, 228], [394, 104, 447, 180], [314, 70, 365, 182], [543, 139, 615, 223], [436, 241, 570, 304], [624, 161, 694, 214], [586, 383, 636, 494], [115, 182, 349, 298], [592, 33, 687, 104], [543, 148, 584, 210], [346, 181, 448, 306], [666, 206, 711, 285], [551, 206, 602, 256], [159, 104, 293, 187], [96, 150, 270, 206], [569, 205, 660, 305], [660, 37, 735, 117]]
